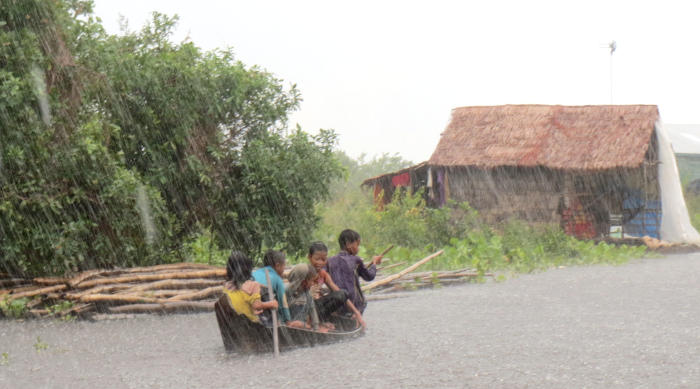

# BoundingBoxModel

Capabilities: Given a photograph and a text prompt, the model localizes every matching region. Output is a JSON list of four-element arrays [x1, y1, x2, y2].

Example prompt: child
[[308, 241, 366, 330], [252, 250, 292, 324], [285, 263, 322, 331], [223, 251, 278, 323], [326, 229, 383, 314]]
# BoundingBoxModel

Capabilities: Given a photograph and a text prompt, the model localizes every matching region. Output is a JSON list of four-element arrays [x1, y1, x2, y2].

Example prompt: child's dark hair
[[338, 229, 361, 250], [226, 250, 253, 288], [308, 241, 328, 256], [263, 250, 286, 268]]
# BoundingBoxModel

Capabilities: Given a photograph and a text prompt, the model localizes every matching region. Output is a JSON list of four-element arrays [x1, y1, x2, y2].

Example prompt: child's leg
[[314, 290, 347, 321]]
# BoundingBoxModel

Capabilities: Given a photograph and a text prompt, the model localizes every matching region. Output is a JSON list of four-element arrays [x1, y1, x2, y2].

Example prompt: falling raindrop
[[136, 184, 156, 244], [30, 64, 51, 126]]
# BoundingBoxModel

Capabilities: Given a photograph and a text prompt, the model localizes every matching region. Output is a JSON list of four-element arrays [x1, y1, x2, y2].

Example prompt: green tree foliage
[[0, 1, 342, 275]]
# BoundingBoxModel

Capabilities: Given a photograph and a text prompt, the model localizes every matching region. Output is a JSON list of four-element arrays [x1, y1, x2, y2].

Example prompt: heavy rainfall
[[1, 1, 700, 388]]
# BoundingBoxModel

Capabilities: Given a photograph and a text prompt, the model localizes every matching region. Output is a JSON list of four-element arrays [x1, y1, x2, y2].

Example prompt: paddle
[[264, 269, 279, 357]]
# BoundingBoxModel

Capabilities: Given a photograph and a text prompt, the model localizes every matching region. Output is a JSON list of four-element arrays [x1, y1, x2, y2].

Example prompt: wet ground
[[2, 253, 699, 388]]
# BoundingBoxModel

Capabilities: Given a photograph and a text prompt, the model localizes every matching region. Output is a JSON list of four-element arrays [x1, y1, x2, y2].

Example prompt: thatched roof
[[362, 161, 427, 187], [428, 105, 659, 170]]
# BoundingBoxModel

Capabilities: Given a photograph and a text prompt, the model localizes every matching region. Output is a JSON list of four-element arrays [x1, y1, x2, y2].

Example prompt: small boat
[[214, 295, 363, 353]]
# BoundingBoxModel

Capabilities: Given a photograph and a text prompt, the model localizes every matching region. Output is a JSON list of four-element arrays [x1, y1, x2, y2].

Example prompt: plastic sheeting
[[657, 122, 700, 243]]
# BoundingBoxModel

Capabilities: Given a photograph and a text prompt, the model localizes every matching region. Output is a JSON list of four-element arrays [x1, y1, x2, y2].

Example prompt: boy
[[252, 250, 291, 324], [326, 229, 383, 313]]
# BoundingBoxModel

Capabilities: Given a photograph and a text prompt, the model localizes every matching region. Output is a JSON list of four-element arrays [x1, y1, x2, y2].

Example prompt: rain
[[2, 1, 700, 388]]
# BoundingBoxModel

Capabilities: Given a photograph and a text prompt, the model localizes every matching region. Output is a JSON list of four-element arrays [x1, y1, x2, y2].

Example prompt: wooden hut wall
[[444, 163, 659, 228], [445, 166, 564, 224]]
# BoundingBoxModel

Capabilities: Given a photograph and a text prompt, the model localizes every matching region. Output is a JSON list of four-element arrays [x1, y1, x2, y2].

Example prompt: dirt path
[[2, 254, 699, 388]]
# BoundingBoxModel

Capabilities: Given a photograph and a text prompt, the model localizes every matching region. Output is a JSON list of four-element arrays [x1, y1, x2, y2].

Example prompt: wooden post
[[265, 269, 279, 358]]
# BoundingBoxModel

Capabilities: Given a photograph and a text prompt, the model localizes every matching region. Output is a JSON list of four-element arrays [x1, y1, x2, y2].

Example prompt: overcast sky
[[92, 0, 700, 163]]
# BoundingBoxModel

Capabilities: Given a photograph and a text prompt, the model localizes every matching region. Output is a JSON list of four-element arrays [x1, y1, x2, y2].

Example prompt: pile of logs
[[1, 250, 487, 319], [0, 263, 226, 319]]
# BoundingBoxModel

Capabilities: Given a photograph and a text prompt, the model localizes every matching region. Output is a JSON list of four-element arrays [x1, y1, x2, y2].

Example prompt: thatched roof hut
[[364, 104, 700, 242], [429, 104, 659, 170]]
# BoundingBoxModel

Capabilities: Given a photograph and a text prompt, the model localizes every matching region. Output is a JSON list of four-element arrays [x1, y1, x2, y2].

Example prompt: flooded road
[[2, 253, 700, 388]]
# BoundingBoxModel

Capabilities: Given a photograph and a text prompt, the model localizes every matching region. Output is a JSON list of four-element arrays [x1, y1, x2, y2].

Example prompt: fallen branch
[[362, 250, 444, 292]]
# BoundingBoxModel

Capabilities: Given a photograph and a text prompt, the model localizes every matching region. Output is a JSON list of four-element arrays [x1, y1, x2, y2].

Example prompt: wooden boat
[[214, 295, 363, 353]]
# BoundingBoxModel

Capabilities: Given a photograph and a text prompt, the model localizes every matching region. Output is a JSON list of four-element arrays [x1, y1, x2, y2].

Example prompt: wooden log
[[361, 250, 444, 292], [166, 286, 223, 301], [78, 294, 166, 304], [74, 269, 226, 289], [107, 301, 214, 314], [122, 262, 220, 274], [67, 263, 223, 287], [140, 289, 199, 298], [68, 270, 110, 287], [6, 284, 67, 301], [64, 284, 134, 300], [1, 284, 42, 296], [121, 279, 222, 293], [33, 277, 68, 286]]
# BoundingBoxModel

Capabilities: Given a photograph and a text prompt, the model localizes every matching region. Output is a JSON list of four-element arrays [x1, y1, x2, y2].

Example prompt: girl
[[308, 242, 366, 330], [223, 251, 278, 323]]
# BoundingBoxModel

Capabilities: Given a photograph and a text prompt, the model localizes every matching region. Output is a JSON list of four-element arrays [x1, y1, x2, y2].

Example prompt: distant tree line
[[0, 0, 342, 275]]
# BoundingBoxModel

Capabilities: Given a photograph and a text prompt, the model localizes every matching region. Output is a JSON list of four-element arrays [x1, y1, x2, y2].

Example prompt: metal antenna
[[608, 40, 616, 104]]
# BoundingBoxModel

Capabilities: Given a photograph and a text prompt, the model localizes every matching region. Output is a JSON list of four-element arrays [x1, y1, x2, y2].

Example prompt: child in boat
[[285, 263, 323, 331], [223, 250, 278, 323], [251, 250, 292, 325], [326, 229, 383, 314], [308, 241, 366, 329]]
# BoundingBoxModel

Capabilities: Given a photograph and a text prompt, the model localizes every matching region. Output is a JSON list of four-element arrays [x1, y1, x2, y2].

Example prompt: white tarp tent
[[657, 122, 700, 243]]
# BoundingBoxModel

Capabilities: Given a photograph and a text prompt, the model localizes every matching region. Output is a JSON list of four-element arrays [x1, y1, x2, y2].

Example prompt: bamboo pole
[[74, 269, 226, 289], [265, 269, 280, 358], [362, 250, 444, 292]]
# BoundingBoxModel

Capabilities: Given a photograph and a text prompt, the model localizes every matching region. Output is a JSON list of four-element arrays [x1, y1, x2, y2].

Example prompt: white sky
[[92, 0, 700, 163]]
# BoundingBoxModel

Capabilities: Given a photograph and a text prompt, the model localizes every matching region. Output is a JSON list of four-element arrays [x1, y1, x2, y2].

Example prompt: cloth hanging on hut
[[391, 172, 410, 187]]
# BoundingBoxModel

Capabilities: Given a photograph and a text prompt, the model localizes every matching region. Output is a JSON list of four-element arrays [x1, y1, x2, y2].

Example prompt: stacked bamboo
[[1, 252, 490, 319], [0, 263, 226, 319], [364, 250, 490, 295]]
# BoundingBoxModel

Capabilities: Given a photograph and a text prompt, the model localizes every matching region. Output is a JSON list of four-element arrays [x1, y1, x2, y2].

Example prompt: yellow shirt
[[225, 289, 262, 323]]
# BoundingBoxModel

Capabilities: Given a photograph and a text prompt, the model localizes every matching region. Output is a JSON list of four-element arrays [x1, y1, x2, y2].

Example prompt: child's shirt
[[252, 266, 292, 322], [224, 280, 262, 323], [310, 269, 331, 300]]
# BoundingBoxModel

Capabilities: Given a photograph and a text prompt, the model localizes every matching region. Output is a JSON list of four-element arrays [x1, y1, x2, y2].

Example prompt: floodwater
[[2, 254, 700, 388]]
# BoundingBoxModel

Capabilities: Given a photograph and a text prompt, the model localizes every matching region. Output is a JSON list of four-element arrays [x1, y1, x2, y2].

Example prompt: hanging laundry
[[391, 172, 410, 187]]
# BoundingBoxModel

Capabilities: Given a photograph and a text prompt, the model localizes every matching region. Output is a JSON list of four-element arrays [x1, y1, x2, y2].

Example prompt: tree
[[0, 1, 342, 275]]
